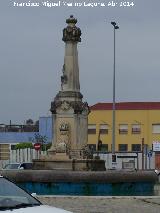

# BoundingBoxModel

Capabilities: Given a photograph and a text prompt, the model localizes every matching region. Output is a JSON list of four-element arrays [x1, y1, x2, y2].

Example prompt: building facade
[[88, 102, 160, 155], [0, 117, 52, 160]]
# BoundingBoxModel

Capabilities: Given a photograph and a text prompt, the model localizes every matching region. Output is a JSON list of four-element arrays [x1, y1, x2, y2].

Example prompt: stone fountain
[[33, 15, 105, 171]]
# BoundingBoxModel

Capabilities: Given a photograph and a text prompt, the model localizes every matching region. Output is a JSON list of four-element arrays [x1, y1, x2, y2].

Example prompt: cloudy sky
[[0, 0, 160, 123]]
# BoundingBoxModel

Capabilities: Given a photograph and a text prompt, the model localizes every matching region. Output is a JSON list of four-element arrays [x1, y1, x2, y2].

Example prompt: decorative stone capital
[[62, 15, 81, 42], [51, 99, 90, 115], [50, 100, 61, 114]]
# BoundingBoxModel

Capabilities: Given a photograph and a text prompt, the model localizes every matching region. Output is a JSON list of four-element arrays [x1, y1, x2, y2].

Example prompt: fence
[[0, 149, 157, 170], [97, 152, 155, 170], [0, 148, 47, 169]]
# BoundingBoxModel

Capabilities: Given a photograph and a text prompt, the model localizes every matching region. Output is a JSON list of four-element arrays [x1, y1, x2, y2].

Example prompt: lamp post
[[134, 120, 145, 169], [111, 22, 119, 161]]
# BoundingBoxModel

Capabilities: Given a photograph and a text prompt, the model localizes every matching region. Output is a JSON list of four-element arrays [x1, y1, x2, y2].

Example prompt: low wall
[[0, 170, 158, 183], [154, 183, 160, 195], [1, 170, 158, 196]]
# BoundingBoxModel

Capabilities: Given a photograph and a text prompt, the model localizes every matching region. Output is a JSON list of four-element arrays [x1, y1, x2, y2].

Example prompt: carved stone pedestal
[[33, 158, 106, 171], [33, 158, 73, 170], [46, 153, 70, 160]]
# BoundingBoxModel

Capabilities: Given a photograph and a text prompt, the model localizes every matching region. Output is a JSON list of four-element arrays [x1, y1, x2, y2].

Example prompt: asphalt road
[[38, 196, 160, 213]]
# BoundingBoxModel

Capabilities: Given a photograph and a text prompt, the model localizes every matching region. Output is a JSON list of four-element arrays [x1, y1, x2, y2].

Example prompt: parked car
[[3, 163, 33, 170], [155, 169, 160, 176], [0, 175, 72, 212]]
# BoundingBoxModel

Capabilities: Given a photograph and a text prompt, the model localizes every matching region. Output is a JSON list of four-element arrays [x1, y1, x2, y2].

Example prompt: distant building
[[0, 117, 52, 160], [88, 102, 160, 165]]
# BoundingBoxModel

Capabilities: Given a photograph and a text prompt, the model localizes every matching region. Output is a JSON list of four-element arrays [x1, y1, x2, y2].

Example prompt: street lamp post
[[111, 22, 119, 161]]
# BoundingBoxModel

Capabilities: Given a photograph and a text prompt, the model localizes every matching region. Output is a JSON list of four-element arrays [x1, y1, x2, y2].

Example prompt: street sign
[[34, 143, 41, 151], [153, 141, 160, 151], [147, 150, 152, 158]]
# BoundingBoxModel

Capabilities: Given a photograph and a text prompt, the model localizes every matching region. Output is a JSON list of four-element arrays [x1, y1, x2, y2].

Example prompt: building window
[[119, 124, 128, 134], [0, 144, 10, 160], [132, 124, 141, 134], [132, 144, 141, 152], [99, 124, 108, 134], [0, 124, 5, 132], [119, 144, 128, 152], [152, 124, 160, 134], [11, 145, 17, 150], [88, 124, 96, 134], [99, 144, 108, 152], [88, 144, 96, 151]]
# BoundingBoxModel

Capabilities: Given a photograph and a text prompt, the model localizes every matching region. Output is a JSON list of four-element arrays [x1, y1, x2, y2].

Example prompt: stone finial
[[62, 15, 81, 42], [66, 15, 77, 24]]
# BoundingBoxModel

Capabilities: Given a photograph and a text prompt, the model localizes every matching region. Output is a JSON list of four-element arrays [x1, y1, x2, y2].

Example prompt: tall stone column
[[49, 15, 90, 158]]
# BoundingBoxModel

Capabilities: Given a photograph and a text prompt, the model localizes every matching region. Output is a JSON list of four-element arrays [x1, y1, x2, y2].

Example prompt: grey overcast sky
[[0, 0, 160, 123]]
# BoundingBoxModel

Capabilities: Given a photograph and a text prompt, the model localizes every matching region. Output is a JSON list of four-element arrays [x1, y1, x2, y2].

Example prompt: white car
[[0, 175, 72, 212]]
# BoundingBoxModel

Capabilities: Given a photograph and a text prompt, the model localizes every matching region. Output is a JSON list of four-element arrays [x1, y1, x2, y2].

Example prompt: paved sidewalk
[[38, 196, 160, 213]]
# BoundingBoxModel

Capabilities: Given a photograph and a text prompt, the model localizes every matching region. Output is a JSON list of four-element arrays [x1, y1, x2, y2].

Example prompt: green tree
[[15, 143, 33, 149]]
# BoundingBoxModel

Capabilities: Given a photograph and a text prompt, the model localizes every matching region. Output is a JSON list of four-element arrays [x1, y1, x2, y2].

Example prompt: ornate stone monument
[[33, 16, 106, 171], [48, 15, 90, 159]]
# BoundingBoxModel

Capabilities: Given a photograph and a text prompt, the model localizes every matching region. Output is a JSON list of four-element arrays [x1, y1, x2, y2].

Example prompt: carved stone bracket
[[70, 101, 90, 115], [50, 100, 62, 113]]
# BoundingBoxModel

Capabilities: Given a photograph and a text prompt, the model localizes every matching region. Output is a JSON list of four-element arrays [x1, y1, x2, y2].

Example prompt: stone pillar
[[49, 15, 90, 159], [62, 42, 80, 92]]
